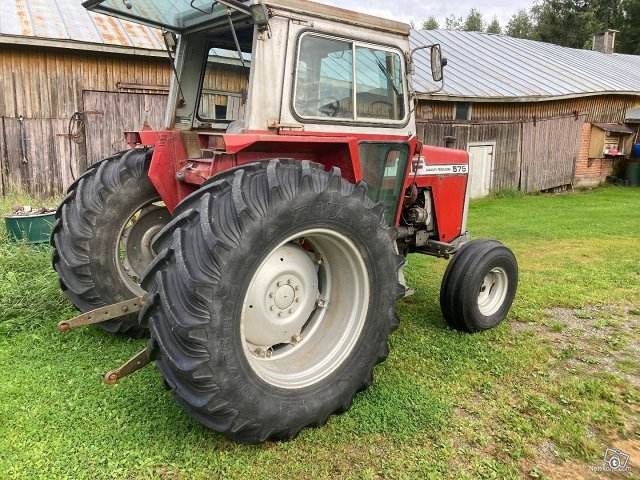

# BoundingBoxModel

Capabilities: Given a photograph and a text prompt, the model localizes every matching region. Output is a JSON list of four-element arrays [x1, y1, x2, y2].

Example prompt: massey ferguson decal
[[413, 157, 469, 176]]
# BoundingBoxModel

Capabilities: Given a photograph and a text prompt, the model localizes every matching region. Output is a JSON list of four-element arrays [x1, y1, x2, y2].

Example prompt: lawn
[[0, 186, 638, 479]]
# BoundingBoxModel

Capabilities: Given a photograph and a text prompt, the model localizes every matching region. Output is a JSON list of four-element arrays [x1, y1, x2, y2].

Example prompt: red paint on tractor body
[[144, 129, 468, 243], [410, 145, 469, 242]]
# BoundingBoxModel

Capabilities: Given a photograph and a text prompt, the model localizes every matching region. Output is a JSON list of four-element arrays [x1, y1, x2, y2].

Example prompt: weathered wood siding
[[521, 115, 585, 192], [0, 44, 248, 196], [0, 44, 171, 119], [417, 95, 640, 123], [0, 117, 79, 198], [416, 121, 522, 189], [82, 91, 167, 166]]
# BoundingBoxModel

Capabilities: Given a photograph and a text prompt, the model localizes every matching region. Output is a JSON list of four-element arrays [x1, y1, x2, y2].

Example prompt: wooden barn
[[411, 30, 640, 196], [0, 0, 248, 198]]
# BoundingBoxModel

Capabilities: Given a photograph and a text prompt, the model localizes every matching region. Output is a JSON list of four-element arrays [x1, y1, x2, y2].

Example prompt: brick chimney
[[592, 29, 618, 54]]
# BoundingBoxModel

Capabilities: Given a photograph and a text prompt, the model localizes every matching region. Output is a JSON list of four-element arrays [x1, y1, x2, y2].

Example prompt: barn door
[[82, 91, 167, 166], [467, 143, 495, 198], [521, 115, 585, 192]]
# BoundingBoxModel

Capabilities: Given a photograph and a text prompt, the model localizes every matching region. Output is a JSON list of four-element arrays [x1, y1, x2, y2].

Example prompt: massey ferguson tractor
[[52, 0, 517, 443]]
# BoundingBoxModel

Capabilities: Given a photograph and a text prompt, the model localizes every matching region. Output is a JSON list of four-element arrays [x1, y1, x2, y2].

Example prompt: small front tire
[[440, 239, 518, 332]]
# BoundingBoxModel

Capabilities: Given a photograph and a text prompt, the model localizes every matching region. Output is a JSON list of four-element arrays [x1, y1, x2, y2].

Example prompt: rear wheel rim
[[241, 228, 370, 389], [477, 266, 508, 316], [115, 199, 171, 295]]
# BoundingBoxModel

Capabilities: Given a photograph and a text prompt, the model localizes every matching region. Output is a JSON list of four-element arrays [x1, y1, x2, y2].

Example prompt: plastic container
[[626, 161, 640, 187], [4, 212, 56, 244], [632, 144, 640, 159]]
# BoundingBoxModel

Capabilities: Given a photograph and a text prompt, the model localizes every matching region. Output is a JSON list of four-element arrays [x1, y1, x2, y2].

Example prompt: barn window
[[454, 102, 471, 120]]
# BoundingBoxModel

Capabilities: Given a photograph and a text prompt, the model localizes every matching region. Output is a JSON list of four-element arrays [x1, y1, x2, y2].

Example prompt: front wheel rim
[[240, 228, 370, 389], [477, 266, 509, 316]]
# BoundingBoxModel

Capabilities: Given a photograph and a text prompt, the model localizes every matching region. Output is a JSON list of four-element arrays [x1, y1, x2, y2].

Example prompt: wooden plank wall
[[416, 121, 522, 189], [0, 45, 171, 119], [521, 115, 585, 192], [0, 45, 249, 197], [0, 117, 79, 198], [82, 91, 167, 166], [417, 95, 640, 123]]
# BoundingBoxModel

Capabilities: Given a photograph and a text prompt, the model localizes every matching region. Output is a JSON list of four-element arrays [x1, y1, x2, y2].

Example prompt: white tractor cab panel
[[249, 2, 414, 135], [85, 0, 416, 136]]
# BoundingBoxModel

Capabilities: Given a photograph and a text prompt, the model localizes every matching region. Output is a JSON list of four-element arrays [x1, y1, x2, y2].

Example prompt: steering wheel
[[369, 100, 394, 117], [319, 97, 341, 117]]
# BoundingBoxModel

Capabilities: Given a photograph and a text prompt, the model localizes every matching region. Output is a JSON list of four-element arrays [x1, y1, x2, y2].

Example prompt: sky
[[321, 0, 536, 29]]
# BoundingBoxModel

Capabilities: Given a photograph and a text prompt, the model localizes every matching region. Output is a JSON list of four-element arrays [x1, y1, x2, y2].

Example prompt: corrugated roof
[[1, 2, 639, 101], [411, 30, 640, 101], [0, 0, 165, 50]]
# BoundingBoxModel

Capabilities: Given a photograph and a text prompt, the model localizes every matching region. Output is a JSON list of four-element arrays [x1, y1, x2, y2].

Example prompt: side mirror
[[431, 45, 446, 82]]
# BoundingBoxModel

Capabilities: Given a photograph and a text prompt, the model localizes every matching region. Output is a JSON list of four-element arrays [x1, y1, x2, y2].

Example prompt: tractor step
[[57, 296, 145, 332]]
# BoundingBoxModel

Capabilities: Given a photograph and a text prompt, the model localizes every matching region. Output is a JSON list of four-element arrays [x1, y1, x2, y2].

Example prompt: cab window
[[294, 34, 406, 123]]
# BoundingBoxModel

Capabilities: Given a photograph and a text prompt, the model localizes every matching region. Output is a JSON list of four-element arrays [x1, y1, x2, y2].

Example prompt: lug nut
[[295, 297, 300, 303], [276, 281, 282, 287], [278, 312, 283, 318], [288, 308, 293, 313], [295, 285, 301, 291], [287, 278, 292, 284], [268, 292, 273, 298], [269, 306, 275, 311]]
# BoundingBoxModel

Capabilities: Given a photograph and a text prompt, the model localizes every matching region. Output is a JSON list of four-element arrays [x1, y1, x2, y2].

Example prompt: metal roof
[[1, 2, 639, 102], [0, 0, 165, 51], [411, 30, 640, 101]]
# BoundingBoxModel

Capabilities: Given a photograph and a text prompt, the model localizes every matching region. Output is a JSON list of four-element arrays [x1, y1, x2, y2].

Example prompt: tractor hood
[[82, 0, 253, 34]]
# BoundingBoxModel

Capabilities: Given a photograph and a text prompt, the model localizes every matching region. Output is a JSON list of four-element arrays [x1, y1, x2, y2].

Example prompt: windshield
[[83, 0, 250, 33]]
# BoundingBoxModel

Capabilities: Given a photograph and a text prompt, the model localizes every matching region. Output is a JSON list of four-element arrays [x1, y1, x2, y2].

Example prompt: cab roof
[[83, 0, 410, 36]]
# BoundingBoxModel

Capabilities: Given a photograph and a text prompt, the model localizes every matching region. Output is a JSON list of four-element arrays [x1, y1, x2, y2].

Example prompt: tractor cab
[[85, 0, 429, 136]]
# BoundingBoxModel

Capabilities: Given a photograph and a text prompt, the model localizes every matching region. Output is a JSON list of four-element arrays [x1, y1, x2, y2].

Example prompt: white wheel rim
[[477, 266, 509, 316], [240, 228, 370, 389]]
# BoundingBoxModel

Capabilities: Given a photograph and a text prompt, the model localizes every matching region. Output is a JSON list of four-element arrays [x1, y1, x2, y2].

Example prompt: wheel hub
[[477, 267, 508, 316], [243, 243, 318, 348]]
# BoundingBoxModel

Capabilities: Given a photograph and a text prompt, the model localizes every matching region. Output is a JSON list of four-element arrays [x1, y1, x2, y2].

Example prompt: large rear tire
[[51, 148, 170, 336], [140, 159, 404, 443], [440, 239, 518, 332]]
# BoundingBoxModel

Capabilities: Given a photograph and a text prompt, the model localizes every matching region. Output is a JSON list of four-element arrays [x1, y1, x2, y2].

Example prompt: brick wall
[[573, 123, 615, 187]]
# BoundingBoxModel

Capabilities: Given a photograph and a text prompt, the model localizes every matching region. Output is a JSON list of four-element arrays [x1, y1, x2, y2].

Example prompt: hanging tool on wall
[[18, 115, 27, 164]]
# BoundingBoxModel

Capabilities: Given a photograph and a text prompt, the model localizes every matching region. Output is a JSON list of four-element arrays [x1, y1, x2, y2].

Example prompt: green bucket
[[4, 212, 56, 244], [626, 162, 640, 187]]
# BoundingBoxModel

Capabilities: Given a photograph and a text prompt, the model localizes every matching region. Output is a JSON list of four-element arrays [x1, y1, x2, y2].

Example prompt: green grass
[[1, 186, 639, 479]]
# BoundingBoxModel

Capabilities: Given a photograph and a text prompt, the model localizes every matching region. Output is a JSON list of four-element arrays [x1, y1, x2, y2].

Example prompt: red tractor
[[53, 0, 517, 443]]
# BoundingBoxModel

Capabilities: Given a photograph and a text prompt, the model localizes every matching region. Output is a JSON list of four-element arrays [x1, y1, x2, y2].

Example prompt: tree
[[486, 16, 502, 34], [463, 8, 485, 31], [444, 14, 463, 30], [618, 0, 640, 54], [422, 16, 439, 30], [506, 9, 536, 39], [531, 0, 601, 49]]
